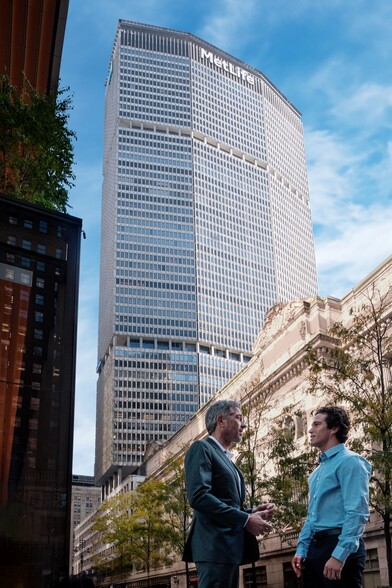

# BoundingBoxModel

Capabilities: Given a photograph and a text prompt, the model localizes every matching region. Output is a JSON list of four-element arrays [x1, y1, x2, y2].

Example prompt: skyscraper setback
[[95, 21, 317, 486]]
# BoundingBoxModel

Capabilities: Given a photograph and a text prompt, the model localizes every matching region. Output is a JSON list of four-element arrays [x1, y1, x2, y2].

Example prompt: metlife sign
[[199, 47, 255, 86]]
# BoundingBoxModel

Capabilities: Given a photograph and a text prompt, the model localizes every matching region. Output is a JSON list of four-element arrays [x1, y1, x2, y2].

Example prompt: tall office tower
[[95, 21, 317, 487]]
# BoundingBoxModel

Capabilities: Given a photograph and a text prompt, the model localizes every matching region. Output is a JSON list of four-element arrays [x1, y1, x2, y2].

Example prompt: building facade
[[0, 195, 81, 587], [70, 475, 101, 574], [96, 21, 318, 486]]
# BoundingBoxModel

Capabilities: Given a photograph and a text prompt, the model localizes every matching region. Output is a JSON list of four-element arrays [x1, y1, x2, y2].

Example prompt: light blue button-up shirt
[[296, 444, 371, 563]]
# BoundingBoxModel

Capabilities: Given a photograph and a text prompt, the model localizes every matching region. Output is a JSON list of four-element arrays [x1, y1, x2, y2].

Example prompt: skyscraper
[[95, 21, 317, 487]]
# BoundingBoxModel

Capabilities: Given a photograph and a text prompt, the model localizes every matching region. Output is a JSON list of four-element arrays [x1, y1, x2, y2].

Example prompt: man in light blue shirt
[[291, 406, 371, 587]]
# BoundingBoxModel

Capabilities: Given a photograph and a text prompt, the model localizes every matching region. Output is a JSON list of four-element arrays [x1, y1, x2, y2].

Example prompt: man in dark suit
[[183, 399, 274, 588]]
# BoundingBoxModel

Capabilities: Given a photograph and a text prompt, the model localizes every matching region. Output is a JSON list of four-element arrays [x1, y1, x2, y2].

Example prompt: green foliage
[[236, 387, 273, 508], [306, 286, 392, 584], [0, 74, 75, 212], [92, 479, 177, 577], [162, 454, 193, 557], [236, 388, 317, 536], [263, 411, 318, 534]]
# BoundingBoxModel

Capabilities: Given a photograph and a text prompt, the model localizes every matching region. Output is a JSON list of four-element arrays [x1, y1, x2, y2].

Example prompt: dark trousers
[[196, 561, 239, 588], [304, 535, 366, 588]]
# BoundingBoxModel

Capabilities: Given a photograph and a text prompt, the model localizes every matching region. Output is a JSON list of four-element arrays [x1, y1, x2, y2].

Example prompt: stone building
[[79, 255, 392, 587]]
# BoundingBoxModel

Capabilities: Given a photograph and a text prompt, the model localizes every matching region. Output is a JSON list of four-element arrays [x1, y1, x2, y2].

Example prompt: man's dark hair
[[205, 400, 241, 434], [315, 406, 350, 442]]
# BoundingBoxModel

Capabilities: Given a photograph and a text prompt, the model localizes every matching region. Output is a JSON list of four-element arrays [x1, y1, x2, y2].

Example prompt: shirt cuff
[[331, 544, 349, 564]]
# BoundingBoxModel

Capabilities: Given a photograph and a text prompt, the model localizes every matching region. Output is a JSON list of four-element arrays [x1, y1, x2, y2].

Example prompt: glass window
[[35, 294, 44, 305], [35, 311, 44, 323], [243, 565, 267, 587], [39, 220, 48, 233], [363, 549, 381, 588], [143, 340, 155, 349]]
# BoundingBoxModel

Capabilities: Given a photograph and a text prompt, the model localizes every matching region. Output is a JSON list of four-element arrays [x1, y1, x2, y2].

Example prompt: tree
[[306, 285, 392, 585], [0, 74, 75, 212], [262, 408, 317, 535], [236, 384, 273, 509], [130, 479, 177, 584], [162, 455, 192, 554], [92, 492, 135, 574], [162, 454, 193, 586], [236, 386, 316, 535], [92, 479, 177, 583]]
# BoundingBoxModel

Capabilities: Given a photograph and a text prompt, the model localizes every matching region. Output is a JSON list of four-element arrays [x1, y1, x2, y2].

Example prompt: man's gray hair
[[205, 400, 241, 435]]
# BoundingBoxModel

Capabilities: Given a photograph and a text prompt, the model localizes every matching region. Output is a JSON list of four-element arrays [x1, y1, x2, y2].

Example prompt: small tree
[[92, 492, 136, 574], [163, 454, 193, 586], [0, 74, 75, 212], [92, 479, 176, 583], [236, 384, 273, 508], [163, 455, 192, 554], [130, 480, 176, 584], [263, 409, 317, 535], [236, 386, 316, 535], [306, 285, 392, 585]]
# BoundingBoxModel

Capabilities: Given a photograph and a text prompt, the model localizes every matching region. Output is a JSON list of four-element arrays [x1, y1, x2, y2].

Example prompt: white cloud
[[197, 0, 260, 54], [330, 83, 392, 129], [315, 203, 392, 297]]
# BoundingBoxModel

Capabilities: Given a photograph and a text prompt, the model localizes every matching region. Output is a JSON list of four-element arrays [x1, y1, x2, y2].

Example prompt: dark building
[[0, 194, 81, 587]]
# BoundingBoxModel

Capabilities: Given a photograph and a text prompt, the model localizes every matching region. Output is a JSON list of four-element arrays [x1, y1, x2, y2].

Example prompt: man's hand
[[291, 555, 303, 578], [253, 503, 275, 520], [323, 556, 344, 581], [245, 512, 273, 536]]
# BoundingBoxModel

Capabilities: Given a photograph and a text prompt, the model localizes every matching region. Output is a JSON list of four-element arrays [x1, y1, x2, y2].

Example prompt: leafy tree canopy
[[92, 479, 177, 577], [0, 74, 75, 212]]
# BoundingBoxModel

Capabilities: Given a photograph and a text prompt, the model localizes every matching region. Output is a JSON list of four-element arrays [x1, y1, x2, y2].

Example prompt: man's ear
[[216, 415, 225, 428]]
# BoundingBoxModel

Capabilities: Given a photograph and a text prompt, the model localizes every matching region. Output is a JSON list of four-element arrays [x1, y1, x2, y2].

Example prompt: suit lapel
[[205, 438, 244, 503]]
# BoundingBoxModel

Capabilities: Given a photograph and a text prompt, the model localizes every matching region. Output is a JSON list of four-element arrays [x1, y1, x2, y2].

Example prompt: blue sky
[[60, 0, 392, 475]]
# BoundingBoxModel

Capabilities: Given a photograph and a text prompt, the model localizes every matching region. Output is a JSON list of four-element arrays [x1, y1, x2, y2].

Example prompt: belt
[[312, 528, 342, 541]]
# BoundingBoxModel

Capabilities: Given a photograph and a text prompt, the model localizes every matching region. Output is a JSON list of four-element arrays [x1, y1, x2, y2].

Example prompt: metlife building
[[95, 20, 317, 486]]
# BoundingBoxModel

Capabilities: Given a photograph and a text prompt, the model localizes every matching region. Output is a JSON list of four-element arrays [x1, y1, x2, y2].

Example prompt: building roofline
[[111, 19, 301, 116]]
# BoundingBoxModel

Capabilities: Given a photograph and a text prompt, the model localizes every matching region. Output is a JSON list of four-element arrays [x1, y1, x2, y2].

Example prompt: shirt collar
[[319, 443, 345, 462], [209, 435, 235, 460]]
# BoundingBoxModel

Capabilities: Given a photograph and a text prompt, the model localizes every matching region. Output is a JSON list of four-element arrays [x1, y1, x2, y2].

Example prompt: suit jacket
[[183, 437, 259, 565]]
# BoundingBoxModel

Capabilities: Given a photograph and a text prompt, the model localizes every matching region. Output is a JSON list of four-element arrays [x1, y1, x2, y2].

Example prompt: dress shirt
[[208, 435, 234, 460], [296, 444, 371, 563]]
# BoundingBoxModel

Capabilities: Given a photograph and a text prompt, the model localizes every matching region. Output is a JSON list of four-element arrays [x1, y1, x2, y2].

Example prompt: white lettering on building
[[200, 47, 255, 86]]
